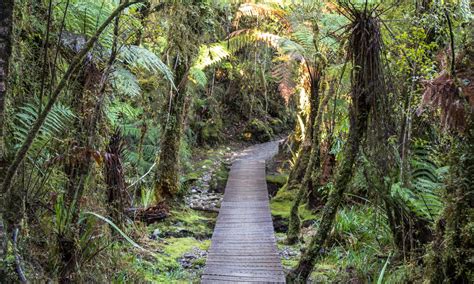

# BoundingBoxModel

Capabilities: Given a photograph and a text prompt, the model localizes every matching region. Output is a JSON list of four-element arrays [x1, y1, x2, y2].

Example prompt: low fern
[[391, 144, 446, 220]]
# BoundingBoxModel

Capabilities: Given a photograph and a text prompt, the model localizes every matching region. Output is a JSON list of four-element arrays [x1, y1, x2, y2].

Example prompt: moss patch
[[266, 174, 288, 186], [270, 186, 315, 221], [209, 162, 230, 193]]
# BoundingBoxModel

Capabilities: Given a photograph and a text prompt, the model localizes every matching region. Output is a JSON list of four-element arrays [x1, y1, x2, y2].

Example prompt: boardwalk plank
[[201, 158, 285, 283]]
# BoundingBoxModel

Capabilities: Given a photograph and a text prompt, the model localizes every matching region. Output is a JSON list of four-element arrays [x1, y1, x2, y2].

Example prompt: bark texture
[[0, 0, 14, 272], [287, 75, 322, 244], [0, 0, 14, 160]]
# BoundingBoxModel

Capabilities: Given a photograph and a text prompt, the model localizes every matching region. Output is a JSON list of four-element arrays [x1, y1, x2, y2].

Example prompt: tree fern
[[233, 3, 289, 29], [56, 0, 142, 48]]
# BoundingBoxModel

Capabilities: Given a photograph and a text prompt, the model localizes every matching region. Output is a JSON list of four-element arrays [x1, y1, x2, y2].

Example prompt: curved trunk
[[287, 75, 322, 244], [285, 67, 320, 192], [287, 97, 368, 281]]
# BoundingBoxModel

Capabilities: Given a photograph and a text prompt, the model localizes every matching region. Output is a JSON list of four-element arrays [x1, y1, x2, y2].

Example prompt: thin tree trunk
[[154, 63, 189, 203], [287, 75, 322, 244], [287, 100, 368, 281], [285, 67, 319, 193]]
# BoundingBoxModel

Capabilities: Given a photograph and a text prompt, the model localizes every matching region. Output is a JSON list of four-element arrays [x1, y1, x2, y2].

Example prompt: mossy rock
[[266, 174, 288, 197], [270, 186, 316, 221], [209, 162, 230, 193], [199, 118, 223, 145], [242, 118, 274, 142], [266, 174, 288, 186], [269, 117, 285, 134]]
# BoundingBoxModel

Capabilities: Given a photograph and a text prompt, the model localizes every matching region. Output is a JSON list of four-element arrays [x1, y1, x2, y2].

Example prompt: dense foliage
[[0, 0, 472, 282]]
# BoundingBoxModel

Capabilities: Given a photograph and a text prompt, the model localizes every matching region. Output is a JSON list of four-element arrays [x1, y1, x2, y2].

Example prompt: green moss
[[269, 117, 285, 134], [266, 174, 288, 186], [163, 237, 210, 259], [148, 208, 215, 239], [118, 237, 210, 283], [271, 199, 315, 221], [210, 163, 229, 192], [270, 186, 315, 221]]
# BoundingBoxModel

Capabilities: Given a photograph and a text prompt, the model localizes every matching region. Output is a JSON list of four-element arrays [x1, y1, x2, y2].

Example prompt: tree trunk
[[0, 0, 14, 272], [287, 75, 322, 244], [307, 83, 335, 209], [59, 61, 102, 282], [287, 99, 368, 281], [285, 68, 320, 192], [105, 130, 127, 228], [0, 0, 13, 162], [287, 7, 380, 280], [154, 62, 189, 203]]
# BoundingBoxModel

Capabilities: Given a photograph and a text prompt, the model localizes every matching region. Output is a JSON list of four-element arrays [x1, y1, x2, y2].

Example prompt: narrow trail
[[201, 140, 285, 283]]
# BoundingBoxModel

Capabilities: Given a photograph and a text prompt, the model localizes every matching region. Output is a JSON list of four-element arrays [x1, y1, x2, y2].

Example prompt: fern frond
[[391, 144, 445, 220], [234, 3, 289, 29], [110, 67, 142, 97], [56, 0, 116, 48], [119, 45, 175, 87], [189, 67, 208, 87], [14, 100, 75, 154]]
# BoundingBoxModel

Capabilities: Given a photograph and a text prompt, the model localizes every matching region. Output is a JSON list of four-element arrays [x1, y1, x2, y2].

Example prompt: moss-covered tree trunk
[[0, 0, 14, 274], [427, 115, 473, 283], [287, 96, 369, 281], [287, 6, 380, 281], [0, 0, 13, 166], [154, 63, 188, 203], [105, 130, 127, 229], [307, 80, 336, 209], [287, 75, 322, 244], [285, 69, 320, 192]]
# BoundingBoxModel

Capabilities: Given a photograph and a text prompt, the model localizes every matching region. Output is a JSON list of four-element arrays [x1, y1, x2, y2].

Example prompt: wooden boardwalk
[[201, 159, 285, 283]]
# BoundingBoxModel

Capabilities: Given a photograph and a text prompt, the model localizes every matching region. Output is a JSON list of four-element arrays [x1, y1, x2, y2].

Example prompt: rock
[[179, 247, 208, 269], [150, 228, 161, 240], [272, 215, 289, 233], [301, 219, 315, 228], [209, 164, 229, 193], [279, 247, 300, 260]]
